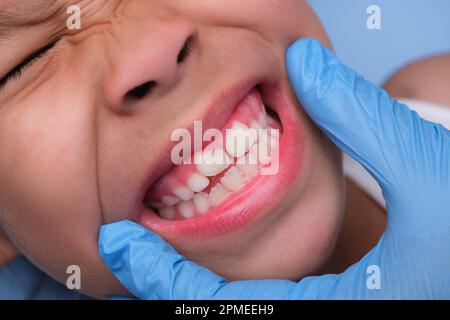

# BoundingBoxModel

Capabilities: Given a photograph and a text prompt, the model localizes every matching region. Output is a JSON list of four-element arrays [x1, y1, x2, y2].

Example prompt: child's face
[[0, 0, 343, 297]]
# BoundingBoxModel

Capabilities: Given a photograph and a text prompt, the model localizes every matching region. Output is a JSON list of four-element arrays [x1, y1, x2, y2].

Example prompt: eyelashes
[[0, 39, 59, 90], [0, 35, 194, 92]]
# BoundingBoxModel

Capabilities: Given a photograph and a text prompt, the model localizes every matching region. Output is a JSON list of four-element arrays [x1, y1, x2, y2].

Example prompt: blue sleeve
[[0, 256, 91, 300]]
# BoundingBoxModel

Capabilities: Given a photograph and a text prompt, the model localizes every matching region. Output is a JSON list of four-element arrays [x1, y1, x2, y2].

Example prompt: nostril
[[125, 80, 157, 100], [177, 35, 196, 64]]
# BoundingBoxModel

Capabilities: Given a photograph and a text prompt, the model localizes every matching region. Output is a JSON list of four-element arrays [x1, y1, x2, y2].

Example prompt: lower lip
[[138, 84, 305, 240]]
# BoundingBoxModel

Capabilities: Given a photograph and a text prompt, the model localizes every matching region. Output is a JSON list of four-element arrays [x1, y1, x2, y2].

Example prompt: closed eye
[[0, 39, 59, 90]]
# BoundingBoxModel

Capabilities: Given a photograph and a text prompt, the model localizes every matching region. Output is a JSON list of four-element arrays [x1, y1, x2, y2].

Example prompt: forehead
[[0, 0, 64, 29]]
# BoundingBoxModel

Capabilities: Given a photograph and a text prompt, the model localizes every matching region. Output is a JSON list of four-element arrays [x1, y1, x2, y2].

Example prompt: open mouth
[[138, 82, 305, 238], [143, 88, 282, 220]]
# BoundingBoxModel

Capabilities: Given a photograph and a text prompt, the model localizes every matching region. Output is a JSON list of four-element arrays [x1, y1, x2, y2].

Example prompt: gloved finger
[[286, 38, 450, 193], [99, 221, 396, 299], [99, 220, 297, 299]]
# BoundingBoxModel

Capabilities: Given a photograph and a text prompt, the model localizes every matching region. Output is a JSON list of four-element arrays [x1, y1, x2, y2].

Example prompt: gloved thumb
[[286, 38, 448, 195]]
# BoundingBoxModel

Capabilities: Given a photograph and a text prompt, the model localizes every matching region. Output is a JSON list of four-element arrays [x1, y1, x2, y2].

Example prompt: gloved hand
[[98, 38, 450, 299]]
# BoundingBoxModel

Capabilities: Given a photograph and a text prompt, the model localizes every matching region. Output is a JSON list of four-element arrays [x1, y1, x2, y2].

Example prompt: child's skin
[[0, 0, 382, 297], [384, 53, 450, 108]]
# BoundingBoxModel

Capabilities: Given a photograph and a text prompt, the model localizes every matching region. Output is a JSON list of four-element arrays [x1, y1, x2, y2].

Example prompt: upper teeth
[[225, 122, 257, 158], [187, 173, 210, 193], [195, 145, 231, 177], [161, 195, 181, 206], [258, 111, 268, 128], [148, 108, 280, 220], [173, 186, 195, 201]]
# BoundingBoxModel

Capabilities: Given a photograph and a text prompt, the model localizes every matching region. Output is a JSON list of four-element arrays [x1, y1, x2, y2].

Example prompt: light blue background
[[309, 0, 450, 85]]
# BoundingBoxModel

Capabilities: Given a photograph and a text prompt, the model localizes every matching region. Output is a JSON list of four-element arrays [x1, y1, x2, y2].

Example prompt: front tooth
[[221, 167, 246, 192], [193, 192, 210, 214], [161, 195, 181, 206], [187, 173, 209, 193], [208, 183, 230, 206], [173, 186, 195, 201], [177, 201, 195, 219], [159, 206, 176, 220], [225, 122, 257, 158], [195, 146, 231, 177]]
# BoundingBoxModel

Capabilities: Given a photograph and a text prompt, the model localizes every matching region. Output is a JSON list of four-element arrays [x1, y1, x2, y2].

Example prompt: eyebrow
[[0, 0, 65, 39]]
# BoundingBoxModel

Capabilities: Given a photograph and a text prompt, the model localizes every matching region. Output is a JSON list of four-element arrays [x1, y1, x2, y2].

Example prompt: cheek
[[0, 97, 121, 296], [228, 0, 329, 48], [263, 150, 344, 279], [304, 135, 345, 273], [188, 0, 329, 49], [0, 153, 113, 296], [267, 107, 345, 279]]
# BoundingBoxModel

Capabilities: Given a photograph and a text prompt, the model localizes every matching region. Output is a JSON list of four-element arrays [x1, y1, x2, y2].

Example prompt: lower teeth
[[152, 143, 276, 220]]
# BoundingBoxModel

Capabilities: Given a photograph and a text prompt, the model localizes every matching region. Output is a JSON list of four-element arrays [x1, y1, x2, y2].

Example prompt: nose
[[103, 17, 198, 112]]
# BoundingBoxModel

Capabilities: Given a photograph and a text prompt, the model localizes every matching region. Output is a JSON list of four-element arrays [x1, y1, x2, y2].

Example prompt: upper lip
[[135, 74, 266, 213]]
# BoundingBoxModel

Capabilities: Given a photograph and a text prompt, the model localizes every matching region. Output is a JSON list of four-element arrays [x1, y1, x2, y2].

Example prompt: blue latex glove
[[99, 38, 450, 299]]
